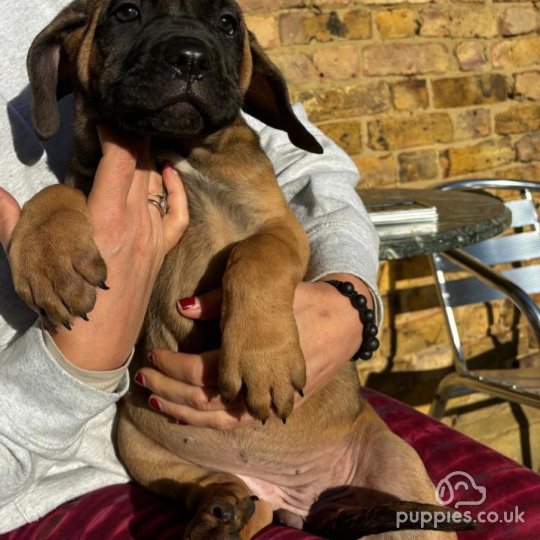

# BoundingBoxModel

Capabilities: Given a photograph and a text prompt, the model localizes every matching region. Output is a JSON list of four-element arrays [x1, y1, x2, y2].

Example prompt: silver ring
[[147, 192, 168, 215]]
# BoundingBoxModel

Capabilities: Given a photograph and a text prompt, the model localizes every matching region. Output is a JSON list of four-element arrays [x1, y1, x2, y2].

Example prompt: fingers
[[161, 163, 189, 251], [90, 125, 138, 211], [178, 287, 223, 320], [0, 188, 21, 252], [148, 348, 220, 386], [136, 348, 255, 429]]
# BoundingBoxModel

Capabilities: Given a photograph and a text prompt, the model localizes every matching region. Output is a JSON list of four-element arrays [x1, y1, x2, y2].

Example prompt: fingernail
[[147, 351, 155, 365], [134, 372, 146, 387], [178, 296, 197, 311], [149, 397, 163, 412], [175, 419, 187, 425]]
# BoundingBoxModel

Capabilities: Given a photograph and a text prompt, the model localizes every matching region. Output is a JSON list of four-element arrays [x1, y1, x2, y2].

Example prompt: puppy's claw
[[261, 418, 267, 426], [63, 320, 72, 331], [81, 313, 89, 321], [297, 388, 305, 398], [281, 415, 287, 425], [97, 280, 110, 291]]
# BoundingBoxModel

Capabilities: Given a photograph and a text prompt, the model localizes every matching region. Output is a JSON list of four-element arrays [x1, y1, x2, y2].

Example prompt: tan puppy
[[10, 1, 469, 538]]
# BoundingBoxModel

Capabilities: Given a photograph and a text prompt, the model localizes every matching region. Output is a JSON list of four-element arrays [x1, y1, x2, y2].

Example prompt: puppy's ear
[[27, 4, 87, 140], [242, 32, 323, 154]]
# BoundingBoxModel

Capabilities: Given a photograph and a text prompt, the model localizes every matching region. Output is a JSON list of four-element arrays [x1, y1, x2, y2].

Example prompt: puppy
[[10, 1, 468, 538]]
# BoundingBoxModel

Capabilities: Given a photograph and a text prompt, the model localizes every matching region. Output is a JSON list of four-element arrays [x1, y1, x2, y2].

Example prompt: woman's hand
[[136, 273, 372, 428], [1, 127, 189, 371]]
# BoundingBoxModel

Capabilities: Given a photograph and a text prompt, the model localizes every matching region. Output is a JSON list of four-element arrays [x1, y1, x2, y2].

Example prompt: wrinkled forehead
[[91, 0, 243, 21]]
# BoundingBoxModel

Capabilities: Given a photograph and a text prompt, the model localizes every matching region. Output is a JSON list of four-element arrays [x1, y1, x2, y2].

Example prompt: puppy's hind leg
[[117, 413, 272, 540], [359, 428, 458, 540]]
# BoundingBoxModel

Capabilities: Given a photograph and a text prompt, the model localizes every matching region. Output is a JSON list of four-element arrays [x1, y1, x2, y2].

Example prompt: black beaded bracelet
[[325, 280, 380, 361]]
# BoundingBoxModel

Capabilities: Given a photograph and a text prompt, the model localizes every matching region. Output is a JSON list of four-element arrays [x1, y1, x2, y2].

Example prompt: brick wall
[[242, 0, 540, 404]]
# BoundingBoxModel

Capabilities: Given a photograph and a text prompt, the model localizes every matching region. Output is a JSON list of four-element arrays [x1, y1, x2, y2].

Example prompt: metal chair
[[429, 179, 540, 419]]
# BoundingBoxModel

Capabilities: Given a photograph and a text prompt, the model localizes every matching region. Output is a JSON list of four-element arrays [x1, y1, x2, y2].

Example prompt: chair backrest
[[430, 179, 540, 369]]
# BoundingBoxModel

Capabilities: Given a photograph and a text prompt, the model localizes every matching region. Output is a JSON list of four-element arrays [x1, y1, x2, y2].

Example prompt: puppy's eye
[[218, 14, 237, 36], [114, 3, 141, 23]]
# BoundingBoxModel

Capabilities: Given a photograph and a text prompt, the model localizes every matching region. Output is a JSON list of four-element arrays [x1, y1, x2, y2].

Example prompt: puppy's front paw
[[184, 493, 257, 540], [219, 315, 306, 423], [10, 209, 106, 328]]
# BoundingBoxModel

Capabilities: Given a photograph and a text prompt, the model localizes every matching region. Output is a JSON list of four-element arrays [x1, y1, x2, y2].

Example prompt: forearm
[[0, 322, 128, 504]]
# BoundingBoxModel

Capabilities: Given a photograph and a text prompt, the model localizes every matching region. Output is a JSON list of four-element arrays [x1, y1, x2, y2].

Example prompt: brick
[[279, 12, 338, 45], [454, 109, 492, 141], [455, 41, 487, 71], [500, 7, 538, 36], [362, 0, 431, 4], [440, 139, 515, 177], [318, 119, 363, 154], [516, 132, 540, 162], [342, 10, 372, 40], [368, 113, 453, 150], [375, 9, 417, 39], [515, 71, 540, 101], [495, 163, 540, 181], [495, 104, 540, 134], [353, 154, 397, 187], [312, 46, 359, 80], [245, 15, 278, 49], [432, 75, 507, 109], [492, 37, 540, 68], [313, 0, 354, 6], [363, 43, 450, 76], [399, 150, 439, 183], [239, 0, 301, 12], [419, 7, 498, 38], [392, 80, 429, 111], [271, 53, 318, 86], [298, 82, 391, 122]]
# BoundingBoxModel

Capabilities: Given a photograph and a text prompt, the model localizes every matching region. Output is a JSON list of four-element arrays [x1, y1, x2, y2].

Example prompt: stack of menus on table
[[366, 200, 439, 237]]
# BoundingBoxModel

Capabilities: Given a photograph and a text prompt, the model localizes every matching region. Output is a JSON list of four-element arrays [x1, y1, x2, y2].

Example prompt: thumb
[[178, 287, 223, 320], [0, 188, 22, 252]]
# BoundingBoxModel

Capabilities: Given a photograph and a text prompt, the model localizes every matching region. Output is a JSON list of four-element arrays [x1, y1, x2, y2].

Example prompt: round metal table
[[357, 188, 513, 260]]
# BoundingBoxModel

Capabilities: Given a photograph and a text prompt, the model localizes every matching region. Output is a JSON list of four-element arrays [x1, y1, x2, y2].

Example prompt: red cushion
[[2, 389, 539, 539]]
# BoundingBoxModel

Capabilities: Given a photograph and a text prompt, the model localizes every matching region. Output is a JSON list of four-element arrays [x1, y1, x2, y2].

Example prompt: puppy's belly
[[164, 419, 362, 518]]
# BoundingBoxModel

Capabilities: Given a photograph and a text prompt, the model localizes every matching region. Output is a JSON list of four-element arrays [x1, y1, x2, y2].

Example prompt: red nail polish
[[175, 419, 187, 425], [149, 397, 162, 412], [179, 296, 197, 310], [134, 372, 145, 386]]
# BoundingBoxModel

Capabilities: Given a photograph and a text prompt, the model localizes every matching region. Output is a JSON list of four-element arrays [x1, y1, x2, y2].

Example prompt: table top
[[358, 188, 513, 260]]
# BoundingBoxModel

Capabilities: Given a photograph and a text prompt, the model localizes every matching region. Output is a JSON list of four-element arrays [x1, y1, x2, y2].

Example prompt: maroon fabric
[[363, 388, 540, 540], [2, 389, 539, 539]]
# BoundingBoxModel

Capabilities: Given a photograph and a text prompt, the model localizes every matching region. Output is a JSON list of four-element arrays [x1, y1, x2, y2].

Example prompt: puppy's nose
[[163, 37, 210, 80]]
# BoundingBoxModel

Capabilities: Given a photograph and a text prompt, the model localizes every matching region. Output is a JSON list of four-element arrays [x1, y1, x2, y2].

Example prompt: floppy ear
[[242, 33, 323, 154], [27, 4, 87, 140]]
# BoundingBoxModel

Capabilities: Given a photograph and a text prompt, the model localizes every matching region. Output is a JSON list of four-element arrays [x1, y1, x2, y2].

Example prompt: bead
[[361, 309, 375, 324], [358, 350, 373, 361], [366, 324, 378, 337], [324, 279, 379, 363], [365, 337, 380, 351], [352, 294, 367, 309], [340, 281, 355, 297]]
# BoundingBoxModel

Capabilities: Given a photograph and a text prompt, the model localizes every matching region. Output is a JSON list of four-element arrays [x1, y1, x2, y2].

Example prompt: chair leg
[[429, 373, 469, 419]]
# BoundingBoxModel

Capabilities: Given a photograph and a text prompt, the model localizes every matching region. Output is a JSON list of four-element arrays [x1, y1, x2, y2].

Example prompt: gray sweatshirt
[[0, 0, 380, 533]]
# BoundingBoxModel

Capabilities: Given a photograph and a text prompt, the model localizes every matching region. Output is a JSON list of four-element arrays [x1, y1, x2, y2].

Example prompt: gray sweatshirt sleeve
[[0, 322, 129, 509], [244, 104, 381, 310]]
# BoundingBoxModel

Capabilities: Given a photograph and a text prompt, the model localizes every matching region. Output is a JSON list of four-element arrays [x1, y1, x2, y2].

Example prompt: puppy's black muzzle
[[100, 17, 241, 138]]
